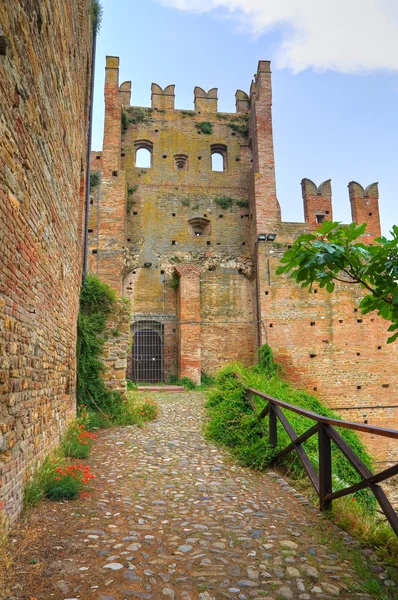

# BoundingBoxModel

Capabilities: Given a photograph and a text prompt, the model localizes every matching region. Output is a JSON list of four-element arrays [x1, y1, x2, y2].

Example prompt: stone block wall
[[102, 300, 130, 396], [0, 0, 92, 526]]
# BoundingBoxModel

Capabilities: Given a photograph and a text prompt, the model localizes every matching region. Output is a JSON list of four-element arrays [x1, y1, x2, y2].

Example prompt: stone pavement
[[4, 392, 394, 600]]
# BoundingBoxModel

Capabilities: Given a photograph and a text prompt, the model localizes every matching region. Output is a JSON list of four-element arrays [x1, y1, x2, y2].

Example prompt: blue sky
[[92, 0, 398, 233]]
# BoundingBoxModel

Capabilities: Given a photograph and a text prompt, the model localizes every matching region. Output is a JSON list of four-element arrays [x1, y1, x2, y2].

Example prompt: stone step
[[137, 385, 185, 392]]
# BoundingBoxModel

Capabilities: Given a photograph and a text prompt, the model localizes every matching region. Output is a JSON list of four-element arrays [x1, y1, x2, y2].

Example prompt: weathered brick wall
[[90, 58, 255, 383], [255, 217, 398, 459], [0, 0, 92, 526], [102, 300, 130, 396]]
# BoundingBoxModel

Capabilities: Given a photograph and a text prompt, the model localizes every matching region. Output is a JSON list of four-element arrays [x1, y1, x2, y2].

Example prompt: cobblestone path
[[4, 392, 394, 600]]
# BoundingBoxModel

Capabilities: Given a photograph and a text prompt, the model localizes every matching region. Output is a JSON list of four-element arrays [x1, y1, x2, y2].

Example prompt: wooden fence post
[[318, 423, 332, 511], [269, 403, 277, 447]]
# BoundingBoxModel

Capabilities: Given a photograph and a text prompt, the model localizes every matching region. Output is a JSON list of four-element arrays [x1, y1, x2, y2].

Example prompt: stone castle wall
[[89, 57, 397, 460], [0, 0, 93, 526]]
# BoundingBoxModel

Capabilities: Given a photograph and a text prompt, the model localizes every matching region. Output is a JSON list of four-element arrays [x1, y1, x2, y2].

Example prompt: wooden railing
[[243, 385, 398, 536]]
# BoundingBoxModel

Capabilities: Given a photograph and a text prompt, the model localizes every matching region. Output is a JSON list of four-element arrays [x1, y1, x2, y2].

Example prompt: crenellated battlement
[[348, 181, 380, 242], [301, 178, 380, 235], [151, 83, 175, 111], [301, 178, 333, 226]]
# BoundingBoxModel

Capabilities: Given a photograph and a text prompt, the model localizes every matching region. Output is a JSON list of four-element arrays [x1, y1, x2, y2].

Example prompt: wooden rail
[[243, 385, 398, 536]]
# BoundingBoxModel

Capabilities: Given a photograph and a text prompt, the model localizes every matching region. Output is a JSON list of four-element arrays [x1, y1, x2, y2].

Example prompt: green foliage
[[127, 107, 148, 125], [200, 372, 216, 388], [180, 377, 197, 390], [206, 348, 376, 513], [77, 274, 130, 422], [167, 375, 197, 390], [228, 115, 249, 136], [90, 171, 100, 190], [216, 113, 229, 120], [24, 456, 58, 507], [127, 184, 138, 214], [45, 471, 82, 500], [332, 496, 398, 566], [196, 121, 213, 135], [181, 110, 195, 117], [129, 394, 159, 421], [89, 0, 103, 34], [61, 422, 96, 460], [169, 272, 180, 291], [24, 455, 94, 506], [127, 379, 138, 391], [215, 196, 234, 210], [121, 110, 129, 132], [257, 344, 278, 374], [277, 221, 398, 343], [236, 199, 249, 208], [181, 199, 190, 207]]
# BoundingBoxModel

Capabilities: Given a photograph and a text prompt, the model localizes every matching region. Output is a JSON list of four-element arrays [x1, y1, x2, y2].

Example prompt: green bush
[[236, 199, 249, 209], [206, 346, 376, 513], [196, 122, 213, 135], [126, 379, 138, 391], [215, 196, 234, 210]]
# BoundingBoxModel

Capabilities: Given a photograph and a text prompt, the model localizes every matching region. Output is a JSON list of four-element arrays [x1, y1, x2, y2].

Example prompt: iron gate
[[129, 318, 178, 384], [132, 328, 163, 383]]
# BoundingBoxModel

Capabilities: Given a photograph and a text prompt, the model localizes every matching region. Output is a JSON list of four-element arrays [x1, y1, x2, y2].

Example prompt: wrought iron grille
[[128, 317, 178, 384]]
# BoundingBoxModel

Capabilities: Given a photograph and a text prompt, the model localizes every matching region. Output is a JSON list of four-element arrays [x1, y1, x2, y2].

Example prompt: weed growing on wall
[[127, 183, 138, 213], [215, 197, 234, 210], [89, 0, 103, 34], [169, 272, 180, 291], [77, 274, 135, 425], [121, 110, 129, 132], [236, 199, 249, 209], [196, 122, 213, 135], [90, 171, 100, 190], [228, 114, 249, 136], [127, 107, 149, 125]]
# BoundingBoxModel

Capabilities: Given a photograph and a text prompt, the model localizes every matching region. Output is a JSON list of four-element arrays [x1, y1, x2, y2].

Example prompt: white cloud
[[159, 0, 398, 73]]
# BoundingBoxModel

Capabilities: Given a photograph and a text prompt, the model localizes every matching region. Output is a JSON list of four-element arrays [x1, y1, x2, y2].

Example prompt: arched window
[[211, 144, 227, 172], [134, 140, 153, 168]]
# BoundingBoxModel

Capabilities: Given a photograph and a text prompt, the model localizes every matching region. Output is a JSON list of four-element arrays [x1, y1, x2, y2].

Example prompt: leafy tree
[[276, 221, 398, 343]]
